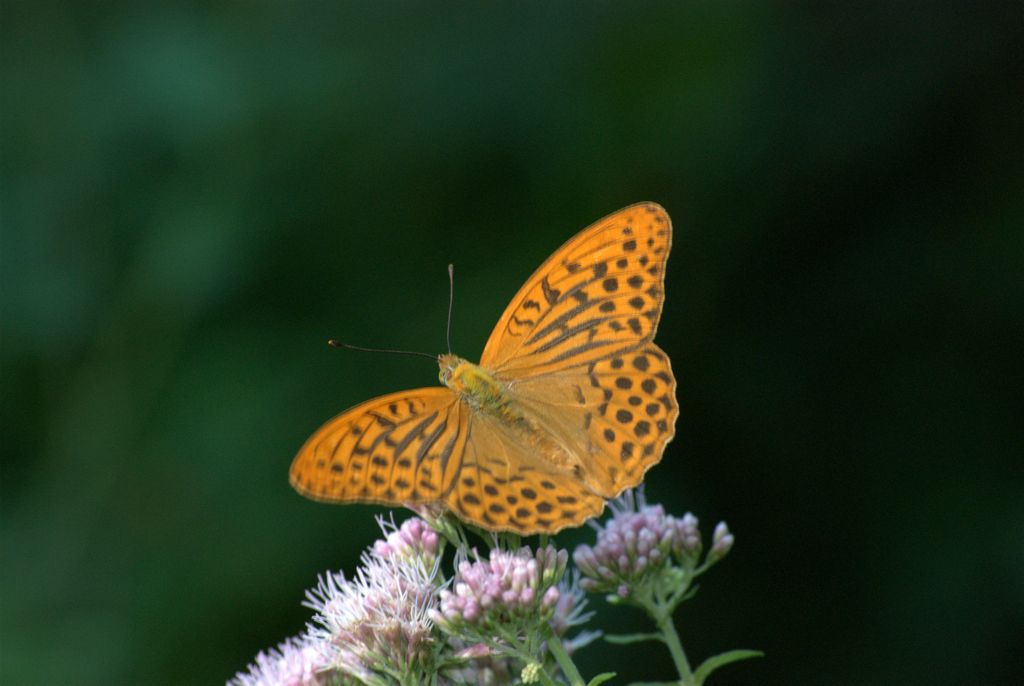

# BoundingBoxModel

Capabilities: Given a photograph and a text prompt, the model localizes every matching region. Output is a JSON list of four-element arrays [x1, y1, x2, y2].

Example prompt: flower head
[[431, 545, 567, 639], [573, 489, 686, 595], [573, 488, 735, 602], [305, 548, 442, 682], [372, 515, 440, 566], [228, 635, 330, 686]]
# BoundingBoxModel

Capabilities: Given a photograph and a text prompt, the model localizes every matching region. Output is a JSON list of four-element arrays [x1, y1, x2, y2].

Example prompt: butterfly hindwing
[[580, 344, 677, 493], [290, 388, 468, 506], [445, 413, 607, 535], [506, 343, 678, 499], [480, 202, 671, 376]]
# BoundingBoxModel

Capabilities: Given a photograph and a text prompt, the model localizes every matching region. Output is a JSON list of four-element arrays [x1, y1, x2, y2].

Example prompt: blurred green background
[[2, 2, 1021, 684]]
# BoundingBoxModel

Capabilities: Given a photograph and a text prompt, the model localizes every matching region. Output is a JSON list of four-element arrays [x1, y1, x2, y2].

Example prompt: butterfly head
[[438, 353, 464, 387]]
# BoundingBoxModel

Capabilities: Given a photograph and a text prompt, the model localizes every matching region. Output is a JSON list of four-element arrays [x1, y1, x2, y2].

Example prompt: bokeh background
[[2, 3, 1021, 685]]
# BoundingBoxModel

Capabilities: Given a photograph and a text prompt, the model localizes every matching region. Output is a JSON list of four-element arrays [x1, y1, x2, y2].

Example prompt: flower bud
[[454, 642, 491, 660], [708, 521, 734, 563], [673, 512, 703, 566], [521, 662, 543, 683]]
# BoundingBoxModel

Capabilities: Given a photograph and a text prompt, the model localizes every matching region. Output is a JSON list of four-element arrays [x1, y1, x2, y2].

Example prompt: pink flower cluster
[[229, 500, 736, 685], [372, 515, 441, 565], [573, 492, 710, 596], [432, 546, 567, 632]]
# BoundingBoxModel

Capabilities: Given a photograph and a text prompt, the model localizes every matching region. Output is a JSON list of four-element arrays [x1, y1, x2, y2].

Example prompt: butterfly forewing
[[480, 202, 672, 376], [290, 388, 468, 506]]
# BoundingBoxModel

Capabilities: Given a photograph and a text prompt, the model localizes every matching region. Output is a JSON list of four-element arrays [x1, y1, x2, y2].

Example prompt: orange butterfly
[[290, 203, 678, 534]]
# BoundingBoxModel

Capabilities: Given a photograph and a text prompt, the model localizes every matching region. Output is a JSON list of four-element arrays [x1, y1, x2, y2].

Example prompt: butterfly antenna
[[446, 263, 455, 354], [327, 340, 437, 360]]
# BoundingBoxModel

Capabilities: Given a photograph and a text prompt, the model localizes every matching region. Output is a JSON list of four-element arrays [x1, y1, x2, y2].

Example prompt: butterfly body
[[291, 202, 679, 534], [440, 353, 575, 476], [439, 354, 513, 417]]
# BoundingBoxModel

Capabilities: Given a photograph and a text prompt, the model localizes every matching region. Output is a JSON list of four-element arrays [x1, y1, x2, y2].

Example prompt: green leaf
[[586, 672, 617, 686], [602, 632, 664, 645], [693, 649, 764, 684]]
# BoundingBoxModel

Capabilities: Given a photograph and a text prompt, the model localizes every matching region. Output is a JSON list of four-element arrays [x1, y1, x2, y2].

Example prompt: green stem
[[657, 612, 694, 686], [537, 666, 559, 686], [546, 631, 586, 686]]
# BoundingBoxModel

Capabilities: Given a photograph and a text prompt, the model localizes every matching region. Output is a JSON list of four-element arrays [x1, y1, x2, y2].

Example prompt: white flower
[[305, 548, 443, 680], [227, 635, 328, 686]]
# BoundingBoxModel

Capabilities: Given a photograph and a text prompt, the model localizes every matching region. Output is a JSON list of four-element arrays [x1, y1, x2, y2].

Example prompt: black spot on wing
[[541, 276, 560, 305]]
